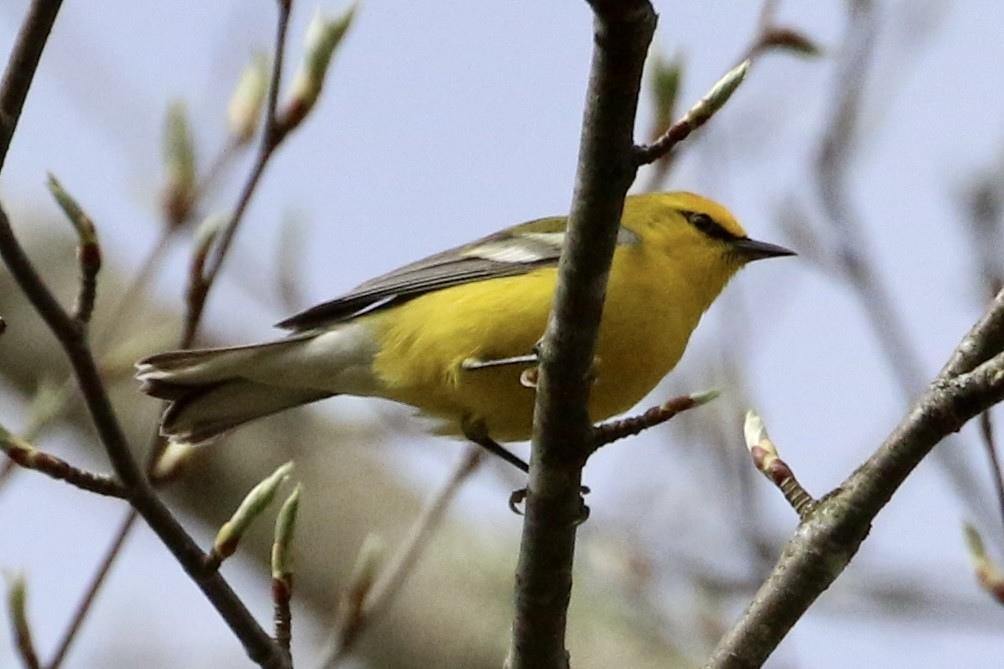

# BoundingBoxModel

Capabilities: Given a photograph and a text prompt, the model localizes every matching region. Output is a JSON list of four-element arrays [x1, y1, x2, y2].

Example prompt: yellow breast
[[368, 241, 706, 442]]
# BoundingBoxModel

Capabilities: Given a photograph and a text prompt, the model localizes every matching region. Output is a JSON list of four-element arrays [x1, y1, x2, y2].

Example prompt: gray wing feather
[[277, 224, 564, 331]]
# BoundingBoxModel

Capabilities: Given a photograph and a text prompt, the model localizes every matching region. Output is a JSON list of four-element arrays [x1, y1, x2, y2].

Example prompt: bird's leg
[[460, 419, 592, 518], [458, 354, 536, 474], [460, 353, 539, 371], [460, 418, 533, 514], [461, 418, 529, 473]]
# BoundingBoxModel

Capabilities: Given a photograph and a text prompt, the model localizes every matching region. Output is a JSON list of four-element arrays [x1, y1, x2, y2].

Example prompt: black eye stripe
[[683, 210, 739, 242]]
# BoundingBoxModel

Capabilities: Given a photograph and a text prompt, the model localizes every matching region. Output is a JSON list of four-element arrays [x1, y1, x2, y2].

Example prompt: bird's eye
[[687, 212, 716, 234], [684, 211, 735, 241]]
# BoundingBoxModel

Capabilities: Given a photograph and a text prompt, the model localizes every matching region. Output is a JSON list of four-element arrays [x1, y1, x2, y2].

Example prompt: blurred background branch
[[2, 0, 1004, 667]]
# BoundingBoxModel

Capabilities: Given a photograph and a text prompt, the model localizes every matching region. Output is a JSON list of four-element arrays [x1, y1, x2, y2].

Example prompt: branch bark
[[508, 2, 656, 667], [0, 0, 63, 172], [0, 2, 289, 667], [707, 289, 1004, 668], [0, 205, 290, 669]]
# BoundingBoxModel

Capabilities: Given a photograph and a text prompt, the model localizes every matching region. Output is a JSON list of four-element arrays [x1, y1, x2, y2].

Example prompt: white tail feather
[[136, 322, 380, 442]]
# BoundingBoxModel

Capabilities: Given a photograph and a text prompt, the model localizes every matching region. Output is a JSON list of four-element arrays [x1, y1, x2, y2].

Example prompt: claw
[[507, 486, 591, 518], [509, 487, 527, 515]]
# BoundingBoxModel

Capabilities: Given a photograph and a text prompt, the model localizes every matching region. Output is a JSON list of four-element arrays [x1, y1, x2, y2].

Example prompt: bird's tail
[[136, 337, 336, 444]]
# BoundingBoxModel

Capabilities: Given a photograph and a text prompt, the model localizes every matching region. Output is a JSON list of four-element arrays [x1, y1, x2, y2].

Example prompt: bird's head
[[623, 191, 794, 286]]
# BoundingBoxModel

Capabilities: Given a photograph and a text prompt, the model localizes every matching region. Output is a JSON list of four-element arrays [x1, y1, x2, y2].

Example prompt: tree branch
[[508, 2, 656, 667], [0, 3, 290, 665], [0, 205, 290, 669], [182, 0, 293, 343], [47, 511, 138, 669], [0, 0, 63, 172], [809, 0, 994, 526], [706, 290, 1004, 668]]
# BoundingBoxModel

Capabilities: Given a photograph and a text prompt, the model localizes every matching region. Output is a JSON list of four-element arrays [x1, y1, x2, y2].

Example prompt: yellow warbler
[[137, 192, 793, 455]]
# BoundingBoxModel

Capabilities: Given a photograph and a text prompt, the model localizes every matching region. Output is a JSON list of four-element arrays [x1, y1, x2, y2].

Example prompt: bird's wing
[[277, 217, 574, 331]]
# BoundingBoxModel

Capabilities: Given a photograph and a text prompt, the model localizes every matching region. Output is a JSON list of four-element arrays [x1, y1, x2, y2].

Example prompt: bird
[[136, 192, 793, 467]]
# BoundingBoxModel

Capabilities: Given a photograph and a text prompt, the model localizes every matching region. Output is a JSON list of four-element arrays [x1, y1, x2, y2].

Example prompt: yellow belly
[[368, 248, 702, 442]]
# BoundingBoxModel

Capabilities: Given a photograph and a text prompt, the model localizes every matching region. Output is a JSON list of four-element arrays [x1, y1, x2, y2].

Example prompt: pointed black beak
[[732, 237, 796, 262]]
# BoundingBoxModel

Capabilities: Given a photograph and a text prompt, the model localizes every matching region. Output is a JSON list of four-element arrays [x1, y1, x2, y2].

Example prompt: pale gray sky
[[3, 1, 1004, 667]]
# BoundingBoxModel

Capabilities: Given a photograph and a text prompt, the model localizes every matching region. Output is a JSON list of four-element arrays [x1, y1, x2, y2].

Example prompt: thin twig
[[73, 240, 100, 325], [0, 228, 175, 660], [326, 447, 483, 666], [635, 59, 750, 167], [812, 0, 994, 525], [0, 3, 75, 511], [0, 203, 290, 668], [1, 224, 177, 490], [0, 0, 64, 172], [6, 574, 41, 669], [1, 439, 127, 498], [590, 390, 718, 450], [706, 296, 1004, 668], [46, 510, 138, 669], [638, 0, 815, 191], [979, 411, 1004, 536], [45, 3, 300, 653], [185, 0, 293, 342], [262, 2, 290, 147], [271, 577, 293, 661], [0, 6, 290, 662]]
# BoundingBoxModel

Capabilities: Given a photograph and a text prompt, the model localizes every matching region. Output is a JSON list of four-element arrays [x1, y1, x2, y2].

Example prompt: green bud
[[228, 53, 270, 144], [283, 5, 357, 128], [272, 484, 303, 580], [47, 174, 98, 245], [648, 50, 683, 135], [211, 462, 294, 564], [683, 59, 750, 129], [162, 100, 197, 228]]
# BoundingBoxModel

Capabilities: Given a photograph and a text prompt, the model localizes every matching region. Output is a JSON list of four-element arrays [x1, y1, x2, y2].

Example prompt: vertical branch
[[815, 1, 920, 387], [182, 0, 293, 343], [813, 0, 994, 523], [508, 2, 655, 667], [0, 0, 64, 172], [47, 512, 138, 669]]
